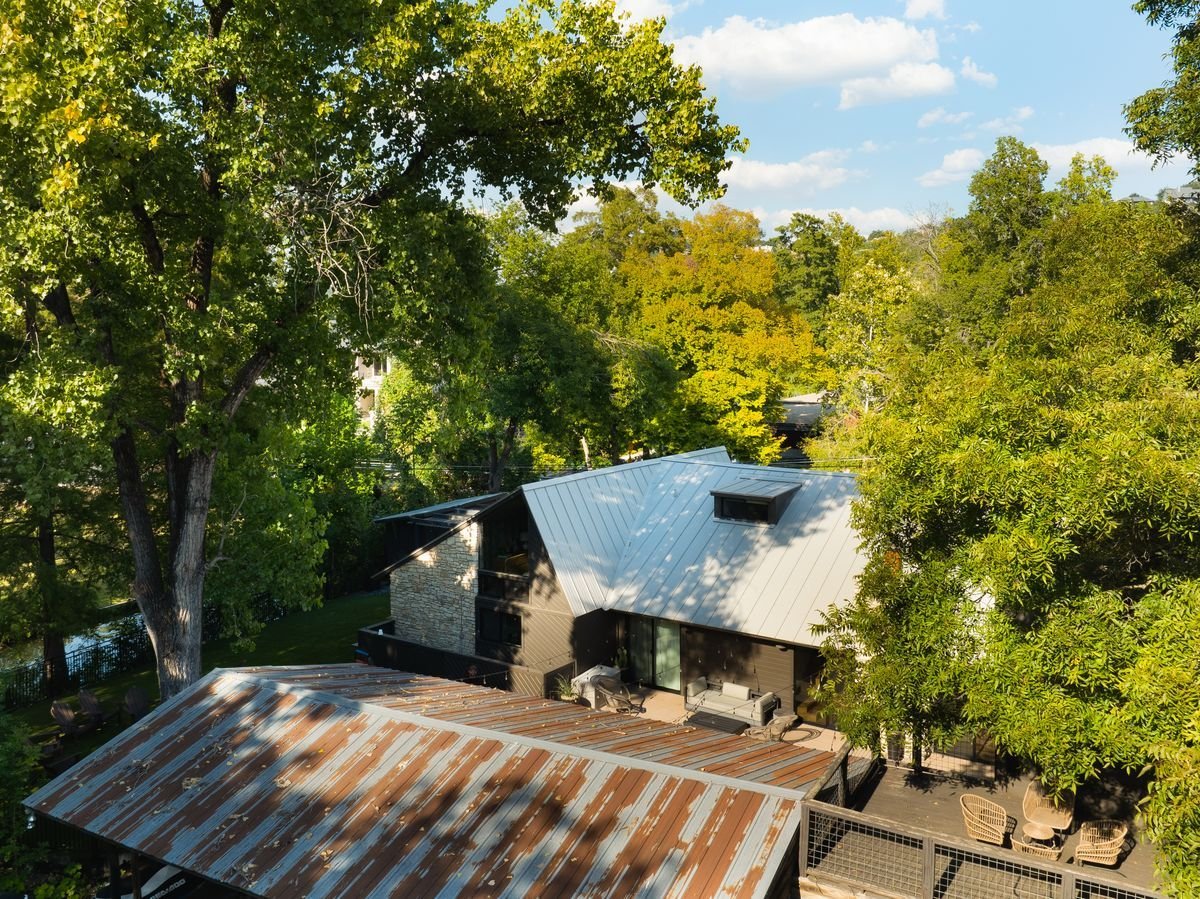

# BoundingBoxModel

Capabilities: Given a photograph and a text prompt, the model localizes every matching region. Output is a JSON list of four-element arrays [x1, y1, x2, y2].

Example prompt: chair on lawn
[[79, 689, 111, 729], [124, 686, 151, 723], [50, 700, 98, 738], [960, 793, 1013, 846], [590, 676, 645, 714], [1075, 819, 1128, 867]]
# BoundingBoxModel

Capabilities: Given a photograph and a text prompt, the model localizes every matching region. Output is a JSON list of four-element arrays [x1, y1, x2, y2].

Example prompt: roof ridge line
[[219, 668, 812, 802]]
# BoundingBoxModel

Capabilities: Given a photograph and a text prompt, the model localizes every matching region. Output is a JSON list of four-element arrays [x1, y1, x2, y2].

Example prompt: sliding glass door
[[628, 617, 681, 691], [654, 620, 681, 691]]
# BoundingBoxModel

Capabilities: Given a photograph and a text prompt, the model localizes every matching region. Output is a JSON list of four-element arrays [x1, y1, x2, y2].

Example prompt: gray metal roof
[[374, 492, 504, 524], [28, 666, 805, 899], [607, 461, 862, 646], [521, 447, 730, 615], [712, 477, 803, 500], [520, 450, 863, 646]]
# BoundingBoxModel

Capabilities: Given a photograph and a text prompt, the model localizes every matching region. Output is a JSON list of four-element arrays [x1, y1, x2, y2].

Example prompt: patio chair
[[124, 686, 151, 723], [590, 676, 645, 714], [960, 793, 1012, 846], [50, 700, 98, 738], [1013, 837, 1062, 861], [1075, 819, 1128, 867], [79, 689, 111, 729], [1022, 779, 1075, 832]]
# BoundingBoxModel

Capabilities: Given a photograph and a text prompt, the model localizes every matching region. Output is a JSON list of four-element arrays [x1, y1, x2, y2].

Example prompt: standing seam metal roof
[[27, 665, 819, 899], [518, 449, 864, 646]]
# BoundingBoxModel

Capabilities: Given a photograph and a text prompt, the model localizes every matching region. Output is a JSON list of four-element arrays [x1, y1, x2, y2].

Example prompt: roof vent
[[710, 478, 801, 526]]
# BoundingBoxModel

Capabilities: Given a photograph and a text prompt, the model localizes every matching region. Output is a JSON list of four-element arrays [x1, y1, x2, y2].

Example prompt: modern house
[[27, 665, 842, 898], [369, 448, 865, 717]]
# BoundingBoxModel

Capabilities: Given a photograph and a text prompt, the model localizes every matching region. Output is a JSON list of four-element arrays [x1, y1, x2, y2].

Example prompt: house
[[27, 665, 840, 898], [368, 448, 865, 717]]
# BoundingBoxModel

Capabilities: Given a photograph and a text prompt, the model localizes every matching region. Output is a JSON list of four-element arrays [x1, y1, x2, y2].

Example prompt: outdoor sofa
[[684, 677, 779, 727]]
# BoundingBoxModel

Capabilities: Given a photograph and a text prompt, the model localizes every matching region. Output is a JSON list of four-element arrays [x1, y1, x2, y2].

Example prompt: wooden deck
[[855, 765, 1161, 894]]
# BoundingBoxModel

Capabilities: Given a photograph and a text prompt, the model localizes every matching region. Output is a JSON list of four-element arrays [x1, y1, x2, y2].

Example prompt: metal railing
[[798, 800, 1163, 899], [1, 627, 153, 710]]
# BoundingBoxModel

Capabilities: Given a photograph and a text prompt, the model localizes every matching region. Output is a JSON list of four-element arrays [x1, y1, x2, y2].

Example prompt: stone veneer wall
[[390, 523, 478, 655]]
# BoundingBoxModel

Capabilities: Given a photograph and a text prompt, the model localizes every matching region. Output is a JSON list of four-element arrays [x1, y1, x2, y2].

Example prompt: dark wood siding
[[680, 625, 797, 712], [525, 516, 573, 614]]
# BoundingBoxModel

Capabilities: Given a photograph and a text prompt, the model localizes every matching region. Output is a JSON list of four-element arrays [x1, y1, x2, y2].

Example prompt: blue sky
[[587, 0, 1191, 234]]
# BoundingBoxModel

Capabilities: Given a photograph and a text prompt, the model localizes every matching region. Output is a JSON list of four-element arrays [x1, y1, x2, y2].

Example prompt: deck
[[851, 765, 1161, 895]]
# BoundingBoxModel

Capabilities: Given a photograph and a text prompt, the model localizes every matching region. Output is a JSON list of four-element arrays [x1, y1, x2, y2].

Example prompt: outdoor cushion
[[686, 677, 708, 698], [754, 692, 777, 715], [721, 682, 751, 701]]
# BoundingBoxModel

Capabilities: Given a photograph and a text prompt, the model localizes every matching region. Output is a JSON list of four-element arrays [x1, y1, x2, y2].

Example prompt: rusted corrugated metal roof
[[256, 665, 836, 794], [26, 666, 812, 898]]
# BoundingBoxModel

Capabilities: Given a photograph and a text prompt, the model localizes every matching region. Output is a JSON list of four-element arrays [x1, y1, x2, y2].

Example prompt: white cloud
[[840, 62, 956, 109], [673, 14, 940, 91], [917, 147, 986, 187], [960, 56, 997, 88], [904, 0, 945, 20], [860, 139, 881, 153], [918, 106, 973, 127], [723, 153, 858, 193], [979, 105, 1034, 133], [613, 0, 683, 21], [1030, 138, 1177, 180], [758, 206, 918, 233], [961, 22, 982, 33]]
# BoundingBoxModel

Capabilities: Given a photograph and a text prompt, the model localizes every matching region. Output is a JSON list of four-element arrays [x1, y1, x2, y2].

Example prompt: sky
[[581, 0, 1191, 235]]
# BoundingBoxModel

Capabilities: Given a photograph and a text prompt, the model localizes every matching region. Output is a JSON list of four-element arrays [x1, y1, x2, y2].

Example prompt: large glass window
[[715, 495, 770, 523]]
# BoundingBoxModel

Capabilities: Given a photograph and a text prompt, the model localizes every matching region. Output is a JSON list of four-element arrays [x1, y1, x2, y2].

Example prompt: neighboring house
[[373, 447, 865, 715], [352, 355, 391, 428], [27, 665, 838, 898], [772, 392, 828, 464]]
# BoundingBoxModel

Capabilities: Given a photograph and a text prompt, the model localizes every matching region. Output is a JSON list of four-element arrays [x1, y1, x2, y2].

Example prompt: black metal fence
[[357, 620, 579, 698], [1, 620, 153, 710]]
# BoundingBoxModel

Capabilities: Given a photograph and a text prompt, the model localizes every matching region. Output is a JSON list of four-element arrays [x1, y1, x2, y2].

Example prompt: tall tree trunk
[[112, 425, 219, 699], [36, 517, 70, 698], [486, 420, 519, 492]]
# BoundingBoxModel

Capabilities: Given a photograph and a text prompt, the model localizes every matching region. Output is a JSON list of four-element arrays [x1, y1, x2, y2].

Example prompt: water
[[0, 611, 143, 669]]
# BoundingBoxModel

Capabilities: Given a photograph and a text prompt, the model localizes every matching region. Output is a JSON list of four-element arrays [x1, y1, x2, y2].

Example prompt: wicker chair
[[1014, 837, 1062, 861], [1022, 779, 1074, 832], [1075, 819, 1128, 867], [78, 689, 110, 729], [960, 793, 1012, 846]]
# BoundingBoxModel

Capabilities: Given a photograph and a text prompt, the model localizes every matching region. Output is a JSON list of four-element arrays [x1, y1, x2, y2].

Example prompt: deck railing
[[477, 570, 531, 602], [798, 799, 1163, 899]]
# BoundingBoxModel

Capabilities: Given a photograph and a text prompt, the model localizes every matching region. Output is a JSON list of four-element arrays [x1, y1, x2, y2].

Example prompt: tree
[[0, 0, 743, 696], [1126, 1, 1200, 166], [623, 206, 826, 461], [824, 262, 913, 414], [1050, 153, 1118, 213], [817, 198, 1200, 892], [769, 213, 840, 334], [966, 136, 1050, 253]]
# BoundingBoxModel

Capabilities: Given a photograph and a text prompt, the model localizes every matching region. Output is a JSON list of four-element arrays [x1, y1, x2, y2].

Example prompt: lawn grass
[[15, 590, 389, 757]]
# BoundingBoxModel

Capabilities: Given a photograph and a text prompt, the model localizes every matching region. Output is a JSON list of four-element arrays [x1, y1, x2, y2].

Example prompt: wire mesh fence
[[806, 806, 925, 897], [801, 801, 1164, 899]]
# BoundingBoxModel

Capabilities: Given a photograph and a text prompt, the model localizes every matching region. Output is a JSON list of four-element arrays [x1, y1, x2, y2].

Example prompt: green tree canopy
[[0, 0, 743, 696]]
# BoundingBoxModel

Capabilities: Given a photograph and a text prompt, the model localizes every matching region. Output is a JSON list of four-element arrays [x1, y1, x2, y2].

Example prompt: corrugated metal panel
[[27, 667, 805, 899], [520, 448, 731, 616], [606, 461, 864, 647], [257, 666, 836, 794]]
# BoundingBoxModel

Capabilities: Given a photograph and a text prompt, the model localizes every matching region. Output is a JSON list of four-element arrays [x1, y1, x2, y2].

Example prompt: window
[[477, 607, 522, 646], [715, 495, 770, 523]]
